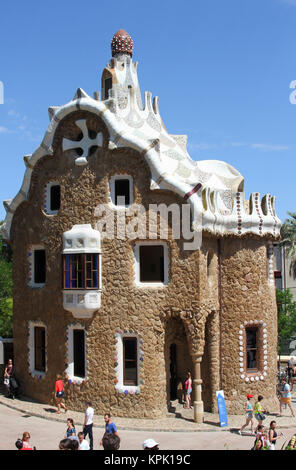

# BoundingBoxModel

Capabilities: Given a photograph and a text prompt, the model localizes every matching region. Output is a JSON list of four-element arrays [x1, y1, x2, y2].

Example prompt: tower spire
[[111, 29, 133, 58]]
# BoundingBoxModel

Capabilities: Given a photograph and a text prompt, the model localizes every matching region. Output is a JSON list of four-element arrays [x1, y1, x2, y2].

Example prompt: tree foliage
[[277, 288, 296, 354], [0, 222, 13, 338], [280, 212, 296, 279]]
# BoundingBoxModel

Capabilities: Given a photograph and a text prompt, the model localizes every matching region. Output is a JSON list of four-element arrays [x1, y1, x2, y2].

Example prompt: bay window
[[63, 253, 99, 290]]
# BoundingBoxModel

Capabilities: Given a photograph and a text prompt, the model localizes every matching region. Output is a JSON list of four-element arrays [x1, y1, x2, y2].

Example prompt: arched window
[[102, 71, 113, 100]]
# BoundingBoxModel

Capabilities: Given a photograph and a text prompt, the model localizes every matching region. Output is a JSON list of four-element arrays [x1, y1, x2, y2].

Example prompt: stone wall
[[9, 110, 279, 418], [219, 238, 278, 414]]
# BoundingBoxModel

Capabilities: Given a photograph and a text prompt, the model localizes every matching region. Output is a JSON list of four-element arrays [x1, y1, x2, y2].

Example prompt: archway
[[165, 317, 193, 406]]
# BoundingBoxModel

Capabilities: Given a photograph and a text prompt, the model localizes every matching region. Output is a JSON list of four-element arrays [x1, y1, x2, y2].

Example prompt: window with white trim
[[44, 181, 61, 215], [133, 241, 169, 286], [73, 329, 85, 378], [28, 321, 47, 377], [114, 332, 141, 393], [66, 325, 87, 381], [123, 337, 138, 386], [104, 77, 112, 100], [109, 174, 133, 207], [244, 325, 264, 374], [63, 253, 99, 290], [34, 326, 46, 372], [28, 246, 46, 287]]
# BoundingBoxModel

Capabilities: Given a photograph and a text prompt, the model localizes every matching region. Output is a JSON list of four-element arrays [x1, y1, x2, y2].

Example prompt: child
[[238, 394, 255, 435], [254, 395, 266, 432], [253, 425, 267, 449]]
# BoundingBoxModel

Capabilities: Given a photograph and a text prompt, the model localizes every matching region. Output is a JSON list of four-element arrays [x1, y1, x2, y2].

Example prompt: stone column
[[193, 355, 204, 423]]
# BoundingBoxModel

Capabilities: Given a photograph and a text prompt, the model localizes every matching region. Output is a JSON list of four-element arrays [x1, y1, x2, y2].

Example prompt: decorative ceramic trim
[[65, 323, 88, 385], [267, 241, 274, 285], [114, 330, 143, 395], [239, 321, 268, 383], [28, 245, 46, 288], [28, 320, 47, 379], [62, 118, 103, 166]]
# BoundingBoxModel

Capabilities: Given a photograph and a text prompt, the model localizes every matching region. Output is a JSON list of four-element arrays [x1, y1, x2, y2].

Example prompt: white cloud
[[250, 143, 291, 151], [7, 106, 42, 142], [280, 0, 296, 5], [8, 109, 20, 118], [229, 142, 247, 147], [188, 142, 219, 151], [0, 126, 10, 133], [188, 140, 292, 152]]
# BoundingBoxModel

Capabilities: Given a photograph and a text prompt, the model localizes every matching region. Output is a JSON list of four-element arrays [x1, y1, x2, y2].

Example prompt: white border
[[43, 181, 60, 216], [109, 174, 134, 209], [66, 323, 88, 384], [114, 332, 142, 394], [133, 240, 169, 287], [28, 320, 47, 378], [28, 245, 46, 288], [239, 320, 268, 382]]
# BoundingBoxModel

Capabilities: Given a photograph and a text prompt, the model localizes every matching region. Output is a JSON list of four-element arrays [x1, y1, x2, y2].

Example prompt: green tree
[[0, 222, 13, 338], [277, 288, 296, 355], [280, 212, 296, 279]]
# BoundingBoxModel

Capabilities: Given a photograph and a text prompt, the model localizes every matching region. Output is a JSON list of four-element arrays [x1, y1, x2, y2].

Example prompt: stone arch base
[[178, 306, 220, 422], [201, 310, 220, 413]]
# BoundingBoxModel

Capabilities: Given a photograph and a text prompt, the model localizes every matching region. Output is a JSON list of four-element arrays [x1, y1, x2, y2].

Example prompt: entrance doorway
[[165, 318, 193, 407]]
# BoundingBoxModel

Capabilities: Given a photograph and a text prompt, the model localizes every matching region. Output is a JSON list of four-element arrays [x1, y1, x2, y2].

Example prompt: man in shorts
[[279, 378, 295, 417]]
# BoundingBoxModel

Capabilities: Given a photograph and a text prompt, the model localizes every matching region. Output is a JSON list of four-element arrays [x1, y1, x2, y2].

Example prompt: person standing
[[83, 401, 94, 450], [55, 374, 67, 414], [238, 394, 255, 435], [184, 372, 192, 409], [279, 378, 295, 417], [100, 413, 119, 447], [289, 357, 296, 391], [254, 395, 267, 431], [4, 359, 15, 398], [268, 420, 283, 450]]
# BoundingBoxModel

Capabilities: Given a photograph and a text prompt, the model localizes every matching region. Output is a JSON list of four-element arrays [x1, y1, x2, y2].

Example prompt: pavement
[[1, 390, 296, 434]]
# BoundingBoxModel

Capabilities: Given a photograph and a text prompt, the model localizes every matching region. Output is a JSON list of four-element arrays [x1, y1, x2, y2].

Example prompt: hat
[[142, 439, 159, 449], [247, 394, 254, 398]]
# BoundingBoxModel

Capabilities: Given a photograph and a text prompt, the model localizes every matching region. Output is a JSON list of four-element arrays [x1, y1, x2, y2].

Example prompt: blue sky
[[0, 0, 296, 223]]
